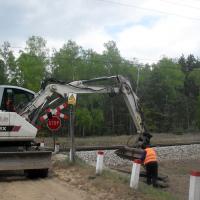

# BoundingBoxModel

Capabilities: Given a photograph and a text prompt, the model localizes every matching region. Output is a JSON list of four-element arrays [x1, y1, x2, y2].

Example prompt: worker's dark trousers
[[145, 161, 158, 187]]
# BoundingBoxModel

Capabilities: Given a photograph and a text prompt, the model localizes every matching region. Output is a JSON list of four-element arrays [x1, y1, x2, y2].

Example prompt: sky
[[0, 0, 200, 63]]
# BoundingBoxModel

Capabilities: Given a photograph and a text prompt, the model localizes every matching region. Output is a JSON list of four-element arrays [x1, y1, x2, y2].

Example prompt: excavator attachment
[[115, 131, 152, 161], [115, 146, 144, 161]]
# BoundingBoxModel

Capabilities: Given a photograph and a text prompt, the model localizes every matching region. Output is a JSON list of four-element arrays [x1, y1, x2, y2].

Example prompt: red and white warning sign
[[39, 103, 69, 122], [47, 116, 61, 131]]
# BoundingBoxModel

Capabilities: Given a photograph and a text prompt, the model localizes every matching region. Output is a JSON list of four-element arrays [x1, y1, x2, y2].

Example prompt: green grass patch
[[53, 153, 93, 169], [101, 169, 130, 184], [139, 182, 176, 200]]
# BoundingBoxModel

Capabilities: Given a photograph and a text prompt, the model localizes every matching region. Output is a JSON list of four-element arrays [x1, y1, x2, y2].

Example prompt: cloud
[[76, 29, 111, 53], [0, 0, 200, 63], [117, 15, 200, 62]]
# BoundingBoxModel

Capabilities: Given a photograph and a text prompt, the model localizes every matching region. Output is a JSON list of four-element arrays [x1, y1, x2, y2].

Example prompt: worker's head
[[141, 143, 151, 149]]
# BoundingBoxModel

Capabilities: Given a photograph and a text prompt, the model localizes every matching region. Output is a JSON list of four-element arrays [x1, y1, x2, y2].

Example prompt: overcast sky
[[0, 0, 200, 63]]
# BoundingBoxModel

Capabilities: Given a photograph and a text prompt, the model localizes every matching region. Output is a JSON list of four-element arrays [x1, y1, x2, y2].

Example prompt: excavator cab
[[0, 86, 35, 112], [0, 86, 37, 142]]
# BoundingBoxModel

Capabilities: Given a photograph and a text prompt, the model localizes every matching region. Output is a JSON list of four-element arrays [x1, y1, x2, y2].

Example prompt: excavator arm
[[20, 75, 151, 155]]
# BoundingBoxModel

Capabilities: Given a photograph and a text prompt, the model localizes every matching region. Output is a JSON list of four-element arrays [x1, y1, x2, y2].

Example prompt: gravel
[[155, 144, 200, 161], [77, 150, 131, 167], [76, 144, 200, 167]]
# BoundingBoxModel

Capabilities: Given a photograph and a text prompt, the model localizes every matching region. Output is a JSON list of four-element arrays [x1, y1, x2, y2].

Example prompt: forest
[[1, 36, 200, 136]]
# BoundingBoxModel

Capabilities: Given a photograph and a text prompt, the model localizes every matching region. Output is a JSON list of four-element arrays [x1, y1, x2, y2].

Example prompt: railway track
[[46, 141, 200, 152]]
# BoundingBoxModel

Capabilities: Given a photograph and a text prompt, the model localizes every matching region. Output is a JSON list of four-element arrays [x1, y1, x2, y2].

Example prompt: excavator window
[[12, 89, 34, 112], [0, 89, 14, 112], [6, 89, 15, 112], [1, 88, 34, 112]]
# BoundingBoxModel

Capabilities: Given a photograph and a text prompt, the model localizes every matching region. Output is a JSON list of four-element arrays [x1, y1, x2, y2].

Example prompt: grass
[[37, 133, 200, 148], [53, 153, 90, 168], [101, 169, 176, 200], [101, 168, 130, 184], [38, 135, 132, 148], [139, 182, 176, 200], [36, 133, 200, 148]]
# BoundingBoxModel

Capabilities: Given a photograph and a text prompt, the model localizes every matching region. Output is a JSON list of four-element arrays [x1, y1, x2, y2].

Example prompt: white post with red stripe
[[130, 159, 142, 189], [96, 151, 104, 175], [40, 140, 45, 148], [189, 171, 200, 200], [54, 142, 60, 153]]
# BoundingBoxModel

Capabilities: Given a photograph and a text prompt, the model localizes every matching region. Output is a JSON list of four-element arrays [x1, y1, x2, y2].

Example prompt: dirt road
[[0, 166, 144, 200], [0, 174, 90, 200]]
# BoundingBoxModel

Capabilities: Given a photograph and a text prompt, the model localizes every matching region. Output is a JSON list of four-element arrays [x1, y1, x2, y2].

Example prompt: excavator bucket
[[115, 146, 144, 161]]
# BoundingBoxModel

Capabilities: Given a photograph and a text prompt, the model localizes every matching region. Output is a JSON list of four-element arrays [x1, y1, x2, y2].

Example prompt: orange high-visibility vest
[[144, 147, 157, 165]]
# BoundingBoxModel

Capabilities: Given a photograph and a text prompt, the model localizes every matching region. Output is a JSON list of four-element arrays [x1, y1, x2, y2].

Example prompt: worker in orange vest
[[141, 144, 158, 187]]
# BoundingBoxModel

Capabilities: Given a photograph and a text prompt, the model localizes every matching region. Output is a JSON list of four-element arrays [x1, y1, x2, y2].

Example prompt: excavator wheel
[[24, 168, 48, 179]]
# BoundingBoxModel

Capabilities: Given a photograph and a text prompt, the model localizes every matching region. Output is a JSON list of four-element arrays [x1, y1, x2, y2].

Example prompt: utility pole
[[136, 65, 140, 95], [68, 93, 77, 163], [69, 105, 75, 162]]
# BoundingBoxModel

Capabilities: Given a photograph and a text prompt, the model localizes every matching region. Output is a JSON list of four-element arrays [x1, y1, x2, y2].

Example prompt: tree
[[143, 58, 185, 132], [0, 60, 7, 84], [102, 41, 122, 75], [17, 36, 49, 91], [2, 36, 200, 134], [52, 40, 82, 81], [78, 49, 107, 79], [178, 55, 200, 130], [25, 36, 48, 57], [0, 42, 19, 84], [76, 108, 92, 136], [91, 109, 104, 135], [189, 68, 200, 128], [196, 96, 200, 129]]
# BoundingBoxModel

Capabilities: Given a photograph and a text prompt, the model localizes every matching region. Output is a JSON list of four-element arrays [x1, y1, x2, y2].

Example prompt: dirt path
[[0, 175, 90, 200]]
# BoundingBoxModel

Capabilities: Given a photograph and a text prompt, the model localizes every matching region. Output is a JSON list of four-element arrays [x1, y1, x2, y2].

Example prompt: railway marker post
[[130, 159, 142, 189], [55, 142, 60, 153], [40, 139, 45, 148], [189, 171, 200, 200], [96, 151, 104, 175]]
